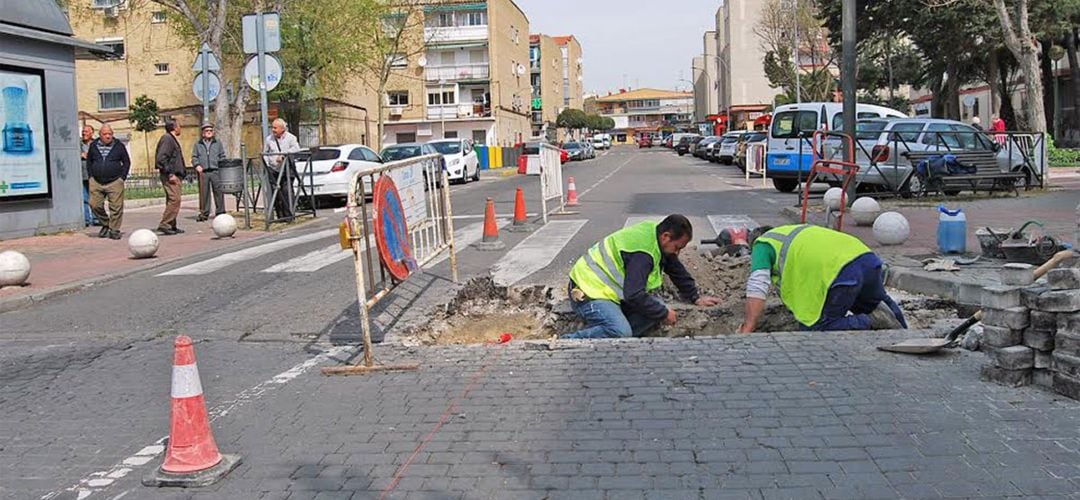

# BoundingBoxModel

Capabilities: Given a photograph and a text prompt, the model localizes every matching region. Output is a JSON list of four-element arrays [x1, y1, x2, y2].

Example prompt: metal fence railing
[[538, 143, 565, 223]]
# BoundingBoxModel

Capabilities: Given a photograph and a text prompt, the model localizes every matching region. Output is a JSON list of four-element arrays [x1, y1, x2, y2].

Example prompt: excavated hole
[[404, 247, 960, 346]]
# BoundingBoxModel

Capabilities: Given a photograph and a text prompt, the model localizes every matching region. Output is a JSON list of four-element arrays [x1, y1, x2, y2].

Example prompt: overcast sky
[[515, 0, 721, 95]]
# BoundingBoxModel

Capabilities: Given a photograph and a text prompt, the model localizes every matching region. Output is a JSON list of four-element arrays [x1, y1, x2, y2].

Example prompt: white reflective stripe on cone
[[171, 363, 204, 399]]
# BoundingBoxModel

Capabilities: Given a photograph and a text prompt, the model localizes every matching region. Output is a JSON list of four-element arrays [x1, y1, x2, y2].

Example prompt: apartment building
[[692, 31, 720, 123], [554, 36, 584, 111], [716, 0, 773, 128], [68, 0, 377, 174], [381, 0, 531, 147], [594, 88, 693, 144], [529, 34, 565, 140]]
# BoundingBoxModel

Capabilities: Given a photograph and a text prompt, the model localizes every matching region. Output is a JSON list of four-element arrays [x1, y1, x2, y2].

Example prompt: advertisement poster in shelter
[[0, 65, 50, 201]]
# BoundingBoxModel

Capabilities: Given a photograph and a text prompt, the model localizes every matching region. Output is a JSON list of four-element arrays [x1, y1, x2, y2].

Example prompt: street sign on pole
[[192, 72, 221, 102], [191, 42, 221, 72], [242, 13, 281, 54], [244, 54, 282, 92]]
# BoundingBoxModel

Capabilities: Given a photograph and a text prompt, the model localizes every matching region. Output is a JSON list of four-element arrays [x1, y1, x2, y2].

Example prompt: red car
[[638, 136, 653, 148], [560, 149, 569, 164]]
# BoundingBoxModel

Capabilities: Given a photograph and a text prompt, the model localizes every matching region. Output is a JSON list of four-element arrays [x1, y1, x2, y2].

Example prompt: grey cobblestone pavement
[[65, 329, 1080, 500]]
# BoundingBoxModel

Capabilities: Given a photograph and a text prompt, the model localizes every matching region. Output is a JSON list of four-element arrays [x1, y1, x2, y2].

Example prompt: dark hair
[[164, 120, 178, 133], [749, 225, 774, 245], [657, 214, 693, 241]]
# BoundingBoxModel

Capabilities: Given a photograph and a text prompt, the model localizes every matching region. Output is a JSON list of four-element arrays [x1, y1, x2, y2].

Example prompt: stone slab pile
[[981, 264, 1080, 399]]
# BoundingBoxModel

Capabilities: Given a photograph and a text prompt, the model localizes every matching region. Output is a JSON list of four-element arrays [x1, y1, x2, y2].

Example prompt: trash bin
[[218, 158, 245, 194]]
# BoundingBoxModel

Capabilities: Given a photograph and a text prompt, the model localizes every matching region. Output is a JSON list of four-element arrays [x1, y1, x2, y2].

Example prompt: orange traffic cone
[[508, 187, 534, 232], [474, 197, 506, 250], [143, 336, 241, 487], [565, 177, 580, 206]]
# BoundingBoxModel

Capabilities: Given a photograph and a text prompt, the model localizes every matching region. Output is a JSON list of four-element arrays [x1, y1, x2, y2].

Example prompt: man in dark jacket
[[155, 120, 187, 235], [80, 124, 100, 227], [191, 122, 227, 221], [86, 124, 130, 240]]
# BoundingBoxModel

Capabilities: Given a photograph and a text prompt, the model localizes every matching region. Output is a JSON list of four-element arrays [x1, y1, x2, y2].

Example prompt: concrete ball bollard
[[872, 211, 910, 246], [851, 197, 882, 226], [0, 250, 31, 287], [212, 214, 238, 238], [823, 187, 845, 212], [128, 229, 160, 259]]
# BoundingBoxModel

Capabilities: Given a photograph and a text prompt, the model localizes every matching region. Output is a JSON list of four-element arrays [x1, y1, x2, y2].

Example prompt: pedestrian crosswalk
[[156, 214, 759, 284]]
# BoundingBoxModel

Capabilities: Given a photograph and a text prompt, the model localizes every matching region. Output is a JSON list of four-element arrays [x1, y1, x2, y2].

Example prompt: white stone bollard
[[0, 250, 31, 287], [872, 211, 910, 245], [850, 197, 882, 226], [823, 187, 845, 212], [212, 214, 238, 238], [128, 229, 160, 259]]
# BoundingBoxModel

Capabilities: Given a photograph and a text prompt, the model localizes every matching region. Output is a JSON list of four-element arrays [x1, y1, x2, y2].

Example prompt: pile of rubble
[[980, 264, 1080, 398]]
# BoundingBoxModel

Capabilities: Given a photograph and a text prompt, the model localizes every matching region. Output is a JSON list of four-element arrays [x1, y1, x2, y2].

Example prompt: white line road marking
[[424, 219, 511, 268], [578, 155, 635, 198], [491, 220, 587, 286], [707, 215, 759, 236], [262, 244, 353, 273], [451, 213, 537, 220], [42, 346, 351, 500], [158, 229, 338, 276]]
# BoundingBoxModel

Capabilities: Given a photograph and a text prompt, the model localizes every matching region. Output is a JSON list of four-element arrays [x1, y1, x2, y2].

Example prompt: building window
[[97, 88, 128, 111], [444, 130, 458, 139], [472, 130, 487, 144], [96, 38, 125, 59], [154, 63, 170, 74], [462, 11, 486, 26], [428, 90, 456, 106], [151, 10, 166, 23], [387, 53, 407, 69], [396, 132, 416, 144], [436, 12, 454, 27], [388, 91, 409, 106]]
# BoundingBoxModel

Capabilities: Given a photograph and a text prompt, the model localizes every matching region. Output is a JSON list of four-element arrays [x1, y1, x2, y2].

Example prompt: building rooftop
[[595, 88, 694, 103]]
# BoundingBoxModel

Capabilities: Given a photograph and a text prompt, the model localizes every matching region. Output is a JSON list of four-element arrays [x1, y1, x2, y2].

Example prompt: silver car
[[716, 131, 748, 164], [824, 118, 1028, 196]]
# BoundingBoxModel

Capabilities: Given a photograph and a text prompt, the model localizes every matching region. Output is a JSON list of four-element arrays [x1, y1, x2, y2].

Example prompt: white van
[[766, 102, 907, 192]]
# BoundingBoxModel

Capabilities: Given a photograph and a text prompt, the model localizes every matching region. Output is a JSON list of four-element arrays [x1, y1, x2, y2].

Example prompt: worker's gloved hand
[[695, 296, 720, 307], [663, 308, 678, 326]]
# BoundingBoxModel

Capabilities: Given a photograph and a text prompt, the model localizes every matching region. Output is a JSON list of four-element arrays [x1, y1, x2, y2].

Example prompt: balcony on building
[[426, 83, 492, 121], [424, 47, 490, 83], [423, 5, 489, 44]]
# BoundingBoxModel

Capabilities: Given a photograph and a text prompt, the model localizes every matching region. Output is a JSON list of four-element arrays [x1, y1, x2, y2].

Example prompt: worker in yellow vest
[[739, 224, 907, 333], [563, 215, 720, 339]]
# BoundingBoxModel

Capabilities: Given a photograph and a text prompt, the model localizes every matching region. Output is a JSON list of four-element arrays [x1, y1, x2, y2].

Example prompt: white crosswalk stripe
[[262, 244, 354, 273], [490, 220, 588, 287], [158, 229, 338, 276], [424, 219, 510, 268]]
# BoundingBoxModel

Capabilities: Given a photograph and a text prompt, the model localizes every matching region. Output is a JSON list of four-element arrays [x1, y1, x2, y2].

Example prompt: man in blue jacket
[[86, 124, 131, 240]]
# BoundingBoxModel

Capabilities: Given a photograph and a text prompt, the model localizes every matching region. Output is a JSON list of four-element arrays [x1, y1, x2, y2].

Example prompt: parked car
[[694, 136, 721, 159], [563, 141, 588, 161], [639, 136, 653, 148], [734, 132, 768, 171], [560, 148, 569, 164], [714, 131, 748, 164], [596, 133, 612, 149], [582, 141, 596, 159], [674, 134, 701, 156], [591, 136, 606, 151], [380, 142, 443, 186], [662, 136, 674, 148], [427, 138, 479, 183], [294, 144, 382, 201], [822, 117, 1028, 196]]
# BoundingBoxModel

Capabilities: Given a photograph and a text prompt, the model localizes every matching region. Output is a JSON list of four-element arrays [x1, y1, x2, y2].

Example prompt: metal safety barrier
[[329, 153, 457, 374], [537, 143, 565, 224], [744, 143, 767, 187]]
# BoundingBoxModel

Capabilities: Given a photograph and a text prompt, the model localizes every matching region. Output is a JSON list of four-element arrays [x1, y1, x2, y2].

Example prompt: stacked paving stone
[[981, 263, 1080, 399]]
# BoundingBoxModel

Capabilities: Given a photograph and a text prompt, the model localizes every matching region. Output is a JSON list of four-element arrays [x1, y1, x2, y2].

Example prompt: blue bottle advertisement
[[0, 67, 49, 199]]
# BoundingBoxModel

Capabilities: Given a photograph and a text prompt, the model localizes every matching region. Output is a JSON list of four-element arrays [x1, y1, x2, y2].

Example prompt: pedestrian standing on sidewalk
[[991, 114, 1007, 145], [80, 124, 100, 227], [263, 118, 300, 220], [155, 120, 187, 235], [86, 124, 130, 240], [192, 122, 227, 221]]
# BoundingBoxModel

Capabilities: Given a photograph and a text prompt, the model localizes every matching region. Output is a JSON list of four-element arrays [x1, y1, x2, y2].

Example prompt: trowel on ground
[[878, 249, 1077, 355]]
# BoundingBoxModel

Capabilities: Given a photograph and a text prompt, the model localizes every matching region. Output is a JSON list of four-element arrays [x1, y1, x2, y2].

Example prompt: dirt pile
[[404, 278, 562, 346], [664, 247, 752, 304]]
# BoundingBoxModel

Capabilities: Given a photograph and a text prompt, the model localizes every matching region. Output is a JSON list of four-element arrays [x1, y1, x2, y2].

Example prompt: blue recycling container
[[476, 146, 490, 170], [937, 205, 967, 254]]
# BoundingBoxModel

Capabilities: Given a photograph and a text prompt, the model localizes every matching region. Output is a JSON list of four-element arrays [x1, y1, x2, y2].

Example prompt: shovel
[[878, 249, 1077, 355]]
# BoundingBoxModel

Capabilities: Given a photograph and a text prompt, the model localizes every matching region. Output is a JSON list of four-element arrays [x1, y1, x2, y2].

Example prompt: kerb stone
[[1052, 351, 1080, 379], [1033, 368, 1053, 387], [982, 307, 1030, 330], [1035, 350, 1052, 370], [981, 325, 1022, 348], [1023, 329, 1055, 351], [1000, 263, 1035, 286], [1047, 268, 1080, 291], [991, 345, 1034, 370], [1031, 311, 1058, 331], [1037, 290, 1080, 313], [1053, 372, 1080, 400], [981, 286, 1021, 309], [1057, 330, 1080, 356], [980, 364, 1032, 388]]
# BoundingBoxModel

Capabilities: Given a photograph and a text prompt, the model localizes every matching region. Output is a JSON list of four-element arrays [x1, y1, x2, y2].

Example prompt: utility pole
[[256, 10, 270, 141], [841, 0, 857, 204]]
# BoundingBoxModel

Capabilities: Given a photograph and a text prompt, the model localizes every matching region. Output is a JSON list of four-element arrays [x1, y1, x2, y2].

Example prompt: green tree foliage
[[756, 0, 837, 103], [128, 95, 160, 133], [557, 109, 588, 130]]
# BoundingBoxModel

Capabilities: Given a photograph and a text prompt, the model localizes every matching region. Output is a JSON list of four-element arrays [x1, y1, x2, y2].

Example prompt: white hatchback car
[[294, 144, 382, 200], [428, 138, 480, 183]]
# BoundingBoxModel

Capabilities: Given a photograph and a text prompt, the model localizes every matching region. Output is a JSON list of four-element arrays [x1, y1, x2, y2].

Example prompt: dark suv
[[675, 136, 702, 156]]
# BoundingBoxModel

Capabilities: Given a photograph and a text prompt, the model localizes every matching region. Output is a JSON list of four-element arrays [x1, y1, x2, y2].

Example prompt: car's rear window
[[381, 146, 421, 161], [771, 111, 817, 139], [855, 120, 890, 141], [429, 141, 461, 155], [294, 148, 340, 162]]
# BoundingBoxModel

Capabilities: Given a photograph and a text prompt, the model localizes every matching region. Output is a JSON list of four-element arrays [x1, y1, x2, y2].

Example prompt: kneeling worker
[[739, 224, 907, 333], [563, 215, 720, 339]]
